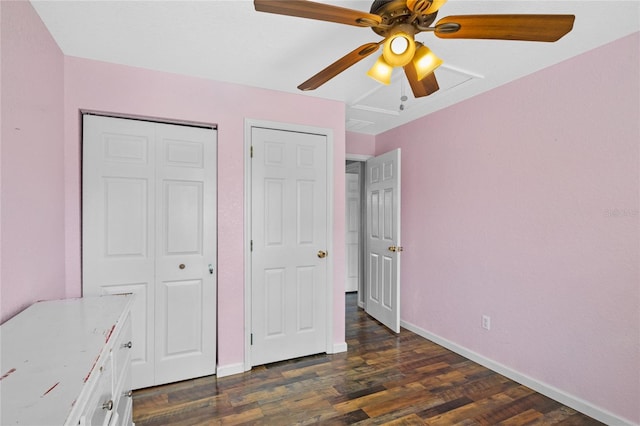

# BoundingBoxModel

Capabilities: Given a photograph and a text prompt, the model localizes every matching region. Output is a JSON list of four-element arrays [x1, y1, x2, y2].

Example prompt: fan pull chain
[[399, 77, 408, 111]]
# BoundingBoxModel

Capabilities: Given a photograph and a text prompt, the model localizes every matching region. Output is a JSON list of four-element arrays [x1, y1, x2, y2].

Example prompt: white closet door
[[83, 116, 157, 388], [82, 115, 216, 389], [250, 127, 328, 366], [154, 122, 217, 384]]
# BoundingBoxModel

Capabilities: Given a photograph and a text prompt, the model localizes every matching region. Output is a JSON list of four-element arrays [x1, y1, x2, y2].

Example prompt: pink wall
[[62, 57, 346, 368], [346, 131, 376, 156], [376, 33, 639, 424], [4, 1, 637, 421], [0, 1, 66, 322]]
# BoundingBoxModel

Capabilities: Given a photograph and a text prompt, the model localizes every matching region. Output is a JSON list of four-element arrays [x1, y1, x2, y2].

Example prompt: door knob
[[388, 246, 404, 252], [179, 264, 186, 269], [317, 250, 327, 259]]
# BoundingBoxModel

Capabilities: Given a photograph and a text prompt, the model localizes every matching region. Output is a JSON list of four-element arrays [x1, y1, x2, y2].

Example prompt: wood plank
[[132, 293, 604, 425]]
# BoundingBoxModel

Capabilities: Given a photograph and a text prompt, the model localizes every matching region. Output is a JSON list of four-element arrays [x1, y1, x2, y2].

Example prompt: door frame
[[243, 119, 334, 371]]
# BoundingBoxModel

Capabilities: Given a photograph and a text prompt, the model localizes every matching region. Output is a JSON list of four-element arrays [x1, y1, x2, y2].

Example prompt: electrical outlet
[[482, 315, 491, 331]]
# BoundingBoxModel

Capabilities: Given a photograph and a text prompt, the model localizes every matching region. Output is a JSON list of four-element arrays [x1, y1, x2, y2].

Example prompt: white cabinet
[[0, 295, 134, 426]]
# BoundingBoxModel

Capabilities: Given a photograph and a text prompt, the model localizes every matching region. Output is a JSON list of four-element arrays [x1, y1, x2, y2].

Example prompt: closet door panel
[[83, 116, 156, 389], [154, 123, 217, 384]]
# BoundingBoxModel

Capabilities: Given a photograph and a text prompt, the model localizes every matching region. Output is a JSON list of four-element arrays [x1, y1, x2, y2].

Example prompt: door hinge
[[250, 240, 253, 251], [250, 333, 253, 345], [250, 145, 254, 158]]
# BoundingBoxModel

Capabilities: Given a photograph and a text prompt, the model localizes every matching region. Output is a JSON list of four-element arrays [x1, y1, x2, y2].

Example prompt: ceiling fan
[[254, 0, 575, 98]]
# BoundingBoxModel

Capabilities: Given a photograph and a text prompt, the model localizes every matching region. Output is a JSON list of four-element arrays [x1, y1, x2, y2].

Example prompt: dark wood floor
[[133, 293, 602, 425]]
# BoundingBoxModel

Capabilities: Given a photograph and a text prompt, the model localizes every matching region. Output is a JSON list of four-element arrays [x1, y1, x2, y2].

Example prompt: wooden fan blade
[[298, 43, 381, 91], [254, 0, 382, 27], [403, 64, 439, 98], [435, 14, 575, 42]]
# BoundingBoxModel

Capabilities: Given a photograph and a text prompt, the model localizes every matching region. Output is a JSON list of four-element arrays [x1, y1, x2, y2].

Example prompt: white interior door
[[364, 149, 401, 333], [250, 126, 328, 366], [345, 170, 361, 293], [82, 115, 217, 389]]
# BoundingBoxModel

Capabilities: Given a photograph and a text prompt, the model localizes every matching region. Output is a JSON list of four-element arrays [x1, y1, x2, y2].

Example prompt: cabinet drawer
[[112, 312, 133, 387], [114, 375, 134, 426], [111, 310, 133, 426], [113, 358, 133, 425], [80, 355, 114, 426]]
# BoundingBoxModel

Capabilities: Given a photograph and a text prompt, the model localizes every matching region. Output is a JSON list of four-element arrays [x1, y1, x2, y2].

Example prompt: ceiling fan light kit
[[412, 43, 443, 81], [254, 0, 575, 99], [367, 55, 394, 85], [382, 26, 416, 67]]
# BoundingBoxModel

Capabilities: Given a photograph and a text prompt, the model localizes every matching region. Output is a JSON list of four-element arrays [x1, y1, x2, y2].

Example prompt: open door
[[364, 149, 401, 333]]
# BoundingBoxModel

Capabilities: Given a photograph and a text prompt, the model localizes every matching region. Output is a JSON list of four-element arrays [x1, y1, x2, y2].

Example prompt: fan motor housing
[[370, 0, 438, 37]]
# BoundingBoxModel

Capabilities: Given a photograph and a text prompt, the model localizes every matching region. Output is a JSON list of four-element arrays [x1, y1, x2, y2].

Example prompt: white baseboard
[[216, 362, 246, 378], [218, 342, 348, 379], [330, 342, 348, 354], [400, 320, 637, 426]]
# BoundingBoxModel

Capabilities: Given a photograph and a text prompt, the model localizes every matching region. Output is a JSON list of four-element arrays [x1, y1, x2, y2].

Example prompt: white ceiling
[[31, 0, 640, 135]]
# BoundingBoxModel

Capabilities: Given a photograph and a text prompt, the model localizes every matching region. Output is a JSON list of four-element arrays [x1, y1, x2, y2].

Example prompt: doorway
[[345, 150, 402, 333], [345, 159, 366, 308]]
